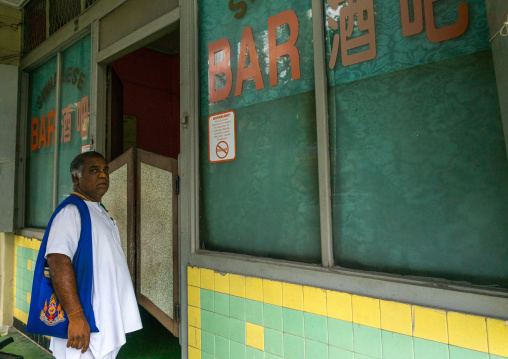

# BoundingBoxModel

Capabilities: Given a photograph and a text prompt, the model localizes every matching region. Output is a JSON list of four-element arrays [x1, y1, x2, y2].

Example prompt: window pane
[[26, 56, 57, 228], [326, 0, 508, 286], [198, 0, 321, 263], [57, 36, 91, 203]]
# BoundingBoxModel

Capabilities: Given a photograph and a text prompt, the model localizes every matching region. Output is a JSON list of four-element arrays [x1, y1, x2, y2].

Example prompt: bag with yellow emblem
[[26, 194, 99, 338]]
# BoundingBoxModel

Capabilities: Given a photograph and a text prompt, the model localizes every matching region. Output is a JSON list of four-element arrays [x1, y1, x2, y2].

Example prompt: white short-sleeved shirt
[[45, 200, 142, 359]]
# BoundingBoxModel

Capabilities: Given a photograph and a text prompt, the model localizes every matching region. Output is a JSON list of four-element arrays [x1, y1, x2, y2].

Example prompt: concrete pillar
[[0, 232, 14, 326]]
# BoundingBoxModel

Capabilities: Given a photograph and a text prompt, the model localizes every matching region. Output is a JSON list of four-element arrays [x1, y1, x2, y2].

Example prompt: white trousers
[[50, 337, 121, 359]]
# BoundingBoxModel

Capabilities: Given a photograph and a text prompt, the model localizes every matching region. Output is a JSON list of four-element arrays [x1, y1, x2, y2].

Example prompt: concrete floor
[[0, 327, 53, 359], [1, 306, 181, 359]]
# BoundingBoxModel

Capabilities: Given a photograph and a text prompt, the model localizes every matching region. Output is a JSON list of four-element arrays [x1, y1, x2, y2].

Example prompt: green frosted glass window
[[326, 0, 508, 286], [25, 36, 91, 228], [26, 56, 57, 228], [198, 0, 321, 263], [57, 36, 91, 204]]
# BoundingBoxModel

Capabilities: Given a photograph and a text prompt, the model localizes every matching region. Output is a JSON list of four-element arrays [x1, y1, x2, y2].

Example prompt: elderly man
[[46, 151, 141, 359]]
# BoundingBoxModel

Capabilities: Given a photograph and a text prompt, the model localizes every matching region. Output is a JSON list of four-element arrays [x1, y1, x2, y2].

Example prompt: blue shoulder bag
[[26, 194, 99, 338]]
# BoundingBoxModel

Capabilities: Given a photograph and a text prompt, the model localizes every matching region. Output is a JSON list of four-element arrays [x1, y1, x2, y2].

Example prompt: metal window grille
[[22, 0, 46, 54], [49, 0, 80, 36], [22, 0, 98, 54], [85, 0, 98, 9]]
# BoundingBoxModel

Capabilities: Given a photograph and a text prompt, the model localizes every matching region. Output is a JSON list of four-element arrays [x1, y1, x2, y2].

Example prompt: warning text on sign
[[209, 110, 236, 163]]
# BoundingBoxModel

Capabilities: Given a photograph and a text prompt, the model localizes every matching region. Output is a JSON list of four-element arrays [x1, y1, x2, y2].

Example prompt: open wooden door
[[102, 148, 179, 337], [101, 148, 136, 283], [136, 149, 179, 337]]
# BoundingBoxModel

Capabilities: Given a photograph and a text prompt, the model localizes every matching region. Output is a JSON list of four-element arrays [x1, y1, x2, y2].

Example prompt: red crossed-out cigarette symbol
[[216, 141, 229, 159]]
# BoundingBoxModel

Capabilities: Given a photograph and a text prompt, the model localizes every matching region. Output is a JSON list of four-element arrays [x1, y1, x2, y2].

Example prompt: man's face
[[72, 156, 109, 202]]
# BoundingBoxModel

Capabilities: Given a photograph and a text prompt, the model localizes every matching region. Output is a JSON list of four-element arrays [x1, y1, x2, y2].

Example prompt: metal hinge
[[175, 304, 180, 322], [176, 175, 180, 195]]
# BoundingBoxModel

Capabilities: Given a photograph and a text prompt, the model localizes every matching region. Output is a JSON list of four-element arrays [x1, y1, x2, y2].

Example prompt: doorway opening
[[104, 29, 181, 359]]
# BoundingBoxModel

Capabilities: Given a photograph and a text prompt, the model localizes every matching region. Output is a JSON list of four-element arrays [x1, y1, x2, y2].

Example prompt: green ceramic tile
[[215, 292, 230, 316], [304, 312, 328, 344], [231, 296, 246, 321], [490, 355, 508, 359], [246, 346, 264, 359], [265, 353, 282, 359], [353, 323, 382, 358], [328, 346, 354, 359], [23, 278, 29, 291], [449, 346, 488, 359], [201, 289, 214, 312], [413, 338, 449, 359], [264, 303, 283, 331], [246, 299, 263, 326], [231, 341, 246, 359], [328, 318, 353, 351], [201, 330, 215, 354], [283, 333, 305, 359], [201, 309, 215, 333], [305, 339, 328, 359], [21, 301, 29, 313], [215, 313, 230, 338], [202, 352, 214, 359], [381, 330, 413, 359], [31, 260, 36, 271], [215, 335, 230, 359], [282, 308, 304, 337], [264, 328, 283, 357], [230, 318, 246, 344], [356, 354, 378, 359]]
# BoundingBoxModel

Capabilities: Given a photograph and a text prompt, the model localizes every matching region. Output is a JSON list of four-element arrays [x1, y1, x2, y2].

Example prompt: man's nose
[[98, 169, 107, 178]]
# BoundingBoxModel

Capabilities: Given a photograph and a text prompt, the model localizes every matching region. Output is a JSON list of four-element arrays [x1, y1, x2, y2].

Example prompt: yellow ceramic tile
[[214, 272, 229, 294], [15, 235, 22, 246], [27, 259, 32, 271], [487, 318, 508, 357], [188, 326, 201, 349], [188, 266, 201, 288], [230, 274, 246, 298], [447, 312, 487, 352], [34, 239, 41, 250], [303, 286, 327, 316], [412, 306, 448, 344], [188, 346, 201, 359], [14, 308, 28, 324], [327, 290, 352, 322], [380, 300, 412, 336], [188, 305, 201, 329], [352, 295, 380, 328], [246, 323, 264, 351], [263, 279, 282, 306], [188, 285, 201, 308], [200, 268, 214, 291], [245, 277, 263, 302], [26, 292, 31, 304], [282, 283, 303, 311]]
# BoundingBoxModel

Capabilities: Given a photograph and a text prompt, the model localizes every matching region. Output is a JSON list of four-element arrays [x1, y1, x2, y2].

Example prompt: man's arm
[[47, 253, 90, 354]]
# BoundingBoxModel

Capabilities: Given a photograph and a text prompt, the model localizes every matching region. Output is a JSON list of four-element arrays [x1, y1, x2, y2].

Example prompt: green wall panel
[[330, 50, 508, 287], [199, 92, 320, 263]]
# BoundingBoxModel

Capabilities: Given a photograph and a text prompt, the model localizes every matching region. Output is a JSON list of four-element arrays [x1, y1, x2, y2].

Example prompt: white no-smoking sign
[[209, 110, 236, 163]]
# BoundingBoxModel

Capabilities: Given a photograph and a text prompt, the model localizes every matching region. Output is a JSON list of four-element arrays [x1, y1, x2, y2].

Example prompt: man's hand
[[47, 253, 91, 354], [67, 311, 90, 353]]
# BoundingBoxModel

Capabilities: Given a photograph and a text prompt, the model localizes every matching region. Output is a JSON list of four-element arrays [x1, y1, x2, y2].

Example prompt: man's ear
[[71, 174, 79, 185]]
